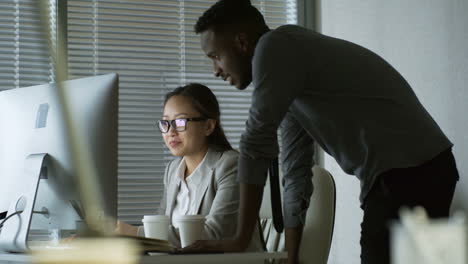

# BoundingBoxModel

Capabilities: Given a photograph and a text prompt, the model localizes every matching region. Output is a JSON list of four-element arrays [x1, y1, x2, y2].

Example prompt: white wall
[[319, 1, 468, 263]]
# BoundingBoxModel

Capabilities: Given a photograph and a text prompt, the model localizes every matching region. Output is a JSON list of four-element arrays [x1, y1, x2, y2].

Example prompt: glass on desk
[[174, 215, 205, 248], [142, 215, 170, 240]]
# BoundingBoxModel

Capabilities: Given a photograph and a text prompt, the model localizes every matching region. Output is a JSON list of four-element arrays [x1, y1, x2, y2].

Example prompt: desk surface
[[141, 252, 287, 264], [0, 251, 287, 264], [0, 252, 32, 264]]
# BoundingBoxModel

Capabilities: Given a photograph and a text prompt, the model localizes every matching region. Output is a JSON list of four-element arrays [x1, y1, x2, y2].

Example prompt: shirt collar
[[176, 150, 210, 186]]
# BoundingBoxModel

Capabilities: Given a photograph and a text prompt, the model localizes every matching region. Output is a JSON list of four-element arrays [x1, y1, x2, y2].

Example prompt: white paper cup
[[175, 215, 205, 248], [142, 215, 169, 240]]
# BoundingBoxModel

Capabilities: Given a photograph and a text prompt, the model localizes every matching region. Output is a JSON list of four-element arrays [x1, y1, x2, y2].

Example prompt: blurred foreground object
[[32, 238, 140, 264], [391, 206, 466, 264], [35, 0, 110, 237]]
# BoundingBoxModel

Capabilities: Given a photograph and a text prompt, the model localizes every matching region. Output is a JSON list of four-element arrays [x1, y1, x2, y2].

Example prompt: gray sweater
[[238, 25, 452, 227]]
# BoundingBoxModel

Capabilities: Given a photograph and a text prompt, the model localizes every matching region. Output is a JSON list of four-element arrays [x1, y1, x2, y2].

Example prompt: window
[[1, 0, 297, 224], [0, 0, 55, 91]]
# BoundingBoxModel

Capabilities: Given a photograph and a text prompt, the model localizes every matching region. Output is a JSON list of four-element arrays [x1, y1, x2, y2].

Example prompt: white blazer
[[159, 147, 264, 251]]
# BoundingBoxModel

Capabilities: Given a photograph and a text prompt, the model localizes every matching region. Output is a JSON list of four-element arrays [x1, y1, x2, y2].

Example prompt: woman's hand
[[115, 220, 139, 236]]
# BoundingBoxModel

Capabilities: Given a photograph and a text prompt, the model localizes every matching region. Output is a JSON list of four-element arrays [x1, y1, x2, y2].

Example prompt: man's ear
[[234, 32, 251, 53], [205, 119, 216, 136]]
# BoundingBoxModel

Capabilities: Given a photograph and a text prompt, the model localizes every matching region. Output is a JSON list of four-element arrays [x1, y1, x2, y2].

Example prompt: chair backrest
[[259, 166, 336, 264]]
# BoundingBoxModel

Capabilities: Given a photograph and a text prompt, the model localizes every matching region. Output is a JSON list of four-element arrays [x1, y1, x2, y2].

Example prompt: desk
[[141, 252, 287, 264], [0, 253, 31, 264], [0, 251, 287, 264]]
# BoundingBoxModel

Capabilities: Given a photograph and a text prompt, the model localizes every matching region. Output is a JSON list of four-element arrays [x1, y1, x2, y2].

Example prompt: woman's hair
[[164, 83, 233, 151]]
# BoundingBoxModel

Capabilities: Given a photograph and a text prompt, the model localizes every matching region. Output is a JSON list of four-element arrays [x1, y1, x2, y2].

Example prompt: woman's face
[[161, 95, 215, 157]]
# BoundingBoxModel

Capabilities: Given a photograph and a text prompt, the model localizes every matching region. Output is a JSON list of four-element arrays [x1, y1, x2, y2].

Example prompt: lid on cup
[[142, 215, 169, 222]]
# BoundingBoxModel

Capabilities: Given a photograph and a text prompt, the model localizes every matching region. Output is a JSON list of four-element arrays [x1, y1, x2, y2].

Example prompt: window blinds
[[0, 0, 54, 91], [67, 0, 297, 224]]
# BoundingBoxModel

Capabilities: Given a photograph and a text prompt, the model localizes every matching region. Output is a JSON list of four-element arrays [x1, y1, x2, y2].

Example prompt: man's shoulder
[[258, 24, 317, 52], [266, 24, 315, 38], [262, 25, 299, 39], [275, 24, 303, 32]]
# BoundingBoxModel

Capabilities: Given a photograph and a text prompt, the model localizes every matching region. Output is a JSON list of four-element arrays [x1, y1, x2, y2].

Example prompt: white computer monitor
[[0, 73, 118, 251]]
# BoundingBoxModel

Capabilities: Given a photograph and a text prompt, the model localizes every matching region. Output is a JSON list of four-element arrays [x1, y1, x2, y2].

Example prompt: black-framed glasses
[[157, 117, 207, 133]]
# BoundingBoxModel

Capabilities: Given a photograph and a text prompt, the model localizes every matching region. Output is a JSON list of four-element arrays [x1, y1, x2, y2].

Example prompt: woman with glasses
[[116, 83, 263, 251]]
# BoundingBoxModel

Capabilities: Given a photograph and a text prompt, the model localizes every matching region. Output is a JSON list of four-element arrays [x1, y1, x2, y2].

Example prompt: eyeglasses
[[157, 117, 207, 133]]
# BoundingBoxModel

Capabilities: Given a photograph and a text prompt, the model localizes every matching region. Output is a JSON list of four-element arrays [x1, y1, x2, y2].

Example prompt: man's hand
[[285, 226, 304, 264], [178, 238, 245, 253]]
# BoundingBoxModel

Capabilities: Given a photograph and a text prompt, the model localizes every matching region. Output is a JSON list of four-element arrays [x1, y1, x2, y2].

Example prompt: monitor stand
[[0, 153, 49, 252]]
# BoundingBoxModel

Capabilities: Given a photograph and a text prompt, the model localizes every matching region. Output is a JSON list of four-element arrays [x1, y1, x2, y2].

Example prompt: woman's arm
[[158, 161, 172, 215], [115, 220, 138, 236], [160, 160, 182, 246], [202, 151, 240, 240]]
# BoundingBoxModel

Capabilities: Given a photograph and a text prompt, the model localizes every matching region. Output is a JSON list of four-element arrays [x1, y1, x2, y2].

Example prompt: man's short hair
[[194, 0, 268, 34]]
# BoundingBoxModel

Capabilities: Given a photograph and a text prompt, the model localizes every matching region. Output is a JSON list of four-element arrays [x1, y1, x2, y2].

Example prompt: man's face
[[200, 29, 253, 90]]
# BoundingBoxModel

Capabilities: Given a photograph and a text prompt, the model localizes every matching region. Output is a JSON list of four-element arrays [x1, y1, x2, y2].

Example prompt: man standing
[[185, 1, 459, 264]]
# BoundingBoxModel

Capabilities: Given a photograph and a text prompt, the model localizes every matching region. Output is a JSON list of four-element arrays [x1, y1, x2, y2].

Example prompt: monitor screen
[[0, 73, 118, 251]]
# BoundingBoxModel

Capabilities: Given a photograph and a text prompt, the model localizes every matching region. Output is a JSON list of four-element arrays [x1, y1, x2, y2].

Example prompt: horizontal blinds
[[67, 0, 297, 224], [0, 1, 16, 90], [68, 0, 179, 223], [0, 0, 54, 91]]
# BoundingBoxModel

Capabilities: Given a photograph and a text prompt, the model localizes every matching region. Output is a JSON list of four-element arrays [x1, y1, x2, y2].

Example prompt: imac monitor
[[0, 73, 118, 251]]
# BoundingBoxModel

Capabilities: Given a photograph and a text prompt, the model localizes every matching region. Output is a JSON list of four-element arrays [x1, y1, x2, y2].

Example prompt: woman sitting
[[116, 83, 264, 251]]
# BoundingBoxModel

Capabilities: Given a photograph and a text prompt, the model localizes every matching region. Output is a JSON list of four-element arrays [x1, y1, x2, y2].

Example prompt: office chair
[[259, 166, 336, 264]]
